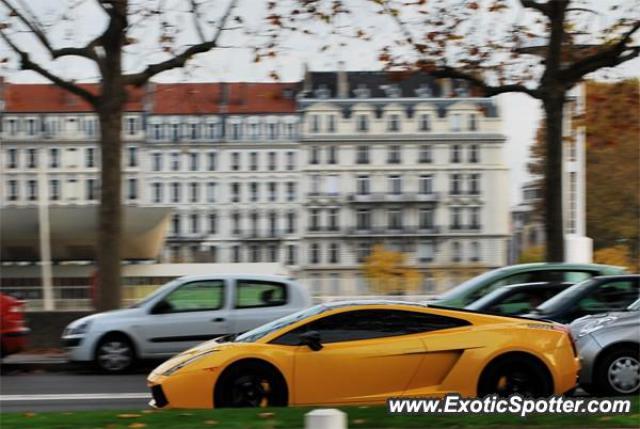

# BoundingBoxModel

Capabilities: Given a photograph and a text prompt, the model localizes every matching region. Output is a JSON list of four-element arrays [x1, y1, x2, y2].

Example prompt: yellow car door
[[293, 333, 426, 405]]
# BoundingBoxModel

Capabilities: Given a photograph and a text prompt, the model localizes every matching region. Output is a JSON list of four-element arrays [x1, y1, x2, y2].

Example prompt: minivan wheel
[[214, 361, 287, 408], [478, 355, 553, 398], [594, 345, 640, 396], [95, 335, 135, 373]]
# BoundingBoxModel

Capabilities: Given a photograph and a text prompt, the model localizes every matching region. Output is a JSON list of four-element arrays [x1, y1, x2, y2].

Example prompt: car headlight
[[577, 316, 618, 337], [162, 350, 218, 376], [64, 320, 92, 336]]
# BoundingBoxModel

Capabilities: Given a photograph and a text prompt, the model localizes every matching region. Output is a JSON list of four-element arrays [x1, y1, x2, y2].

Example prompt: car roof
[[321, 300, 430, 309], [175, 273, 295, 283], [500, 281, 573, 291], [491, 262, 625, 274], [592, 274, 640, 281]]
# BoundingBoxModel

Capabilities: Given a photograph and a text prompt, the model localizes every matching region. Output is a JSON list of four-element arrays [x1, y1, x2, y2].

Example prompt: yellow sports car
[[147, 301, 579, 408]]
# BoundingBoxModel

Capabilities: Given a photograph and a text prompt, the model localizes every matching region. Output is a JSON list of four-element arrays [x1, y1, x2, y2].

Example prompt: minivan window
[[235, 280, 287, 309], [163, 280, 224, 312]]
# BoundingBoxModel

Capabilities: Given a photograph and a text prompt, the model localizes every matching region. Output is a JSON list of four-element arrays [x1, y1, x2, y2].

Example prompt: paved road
[[0, 372, 151, 412]]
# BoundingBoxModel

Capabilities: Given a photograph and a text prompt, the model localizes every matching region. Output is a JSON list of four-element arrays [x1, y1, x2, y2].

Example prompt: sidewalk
[[1, 350, 71, 372]]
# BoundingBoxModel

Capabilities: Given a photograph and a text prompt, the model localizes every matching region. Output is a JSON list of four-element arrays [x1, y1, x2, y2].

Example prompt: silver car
[[570, 299, 640, 396], [62, 274, 311, 372]]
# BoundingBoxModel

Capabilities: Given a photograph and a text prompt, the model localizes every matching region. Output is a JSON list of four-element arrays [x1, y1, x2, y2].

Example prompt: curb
[[0, 358, 76, 373]]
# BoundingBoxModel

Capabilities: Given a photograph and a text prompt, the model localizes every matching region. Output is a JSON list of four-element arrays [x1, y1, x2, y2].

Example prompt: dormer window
[[454, 84, 470, 97], [354, 84, 371, 98], [416, 84, 433, 98], [382, 84, 402, 98], [315, 84, 331, 99]]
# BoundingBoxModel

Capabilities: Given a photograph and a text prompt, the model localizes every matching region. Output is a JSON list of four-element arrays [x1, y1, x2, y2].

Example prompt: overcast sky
[[2, 0, 638, 206]]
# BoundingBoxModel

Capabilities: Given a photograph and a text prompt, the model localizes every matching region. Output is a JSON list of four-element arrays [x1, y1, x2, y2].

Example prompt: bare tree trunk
[[542, 94, 566, 262], [96, 106, 124, 311]]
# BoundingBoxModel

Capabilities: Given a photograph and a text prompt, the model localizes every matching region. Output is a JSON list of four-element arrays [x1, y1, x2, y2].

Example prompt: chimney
[[302, 63, 312, 94], [0, 76, 5, 113], [337, 61, 348, 98]]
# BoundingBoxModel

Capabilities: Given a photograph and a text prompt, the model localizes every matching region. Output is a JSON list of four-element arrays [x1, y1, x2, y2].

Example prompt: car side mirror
[[299, 330, 323, 351], [150, 300, 172, 315]]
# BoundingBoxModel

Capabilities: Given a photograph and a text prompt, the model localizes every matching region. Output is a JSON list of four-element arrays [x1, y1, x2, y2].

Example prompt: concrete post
[[305, 409, 347, 429]]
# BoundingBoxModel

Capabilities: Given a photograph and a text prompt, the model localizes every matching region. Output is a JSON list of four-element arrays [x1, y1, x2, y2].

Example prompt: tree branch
[[520, 0, 550, 16], [428, 66, 541, 98], [561, 20, 640, 82], [124, 0, 238, 86], [0, 28, 98, 105], [1, 0, 99, 61], [189, 0, 207, 43]]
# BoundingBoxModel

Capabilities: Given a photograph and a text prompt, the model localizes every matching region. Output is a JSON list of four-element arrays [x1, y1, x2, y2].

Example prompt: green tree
[[583, 80, 640, 267], [361, 245, 422, 295]]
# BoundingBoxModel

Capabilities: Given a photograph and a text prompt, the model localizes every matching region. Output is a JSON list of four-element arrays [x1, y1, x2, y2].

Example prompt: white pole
[[37, 148, 55, 311]]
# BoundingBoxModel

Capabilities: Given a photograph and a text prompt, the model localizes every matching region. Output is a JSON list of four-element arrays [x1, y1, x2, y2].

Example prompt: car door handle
[[212, 317, 225, 322]]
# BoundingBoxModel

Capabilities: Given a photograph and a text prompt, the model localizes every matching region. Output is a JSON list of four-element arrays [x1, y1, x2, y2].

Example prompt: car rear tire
[[593, 345, 640, 396], [214, 360, 287, 408], [94, 334, 136, 373], [478, 355, 553, 398]]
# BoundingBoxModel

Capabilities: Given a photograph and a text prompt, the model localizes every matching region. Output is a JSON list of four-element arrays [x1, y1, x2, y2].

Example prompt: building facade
[[1, 72, 510, 295], [298, 72, 509, 294]]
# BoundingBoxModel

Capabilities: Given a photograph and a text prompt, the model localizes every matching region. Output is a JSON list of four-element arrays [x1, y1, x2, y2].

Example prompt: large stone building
[[0, 72, 510, 296], [298, 72, 509, 294]]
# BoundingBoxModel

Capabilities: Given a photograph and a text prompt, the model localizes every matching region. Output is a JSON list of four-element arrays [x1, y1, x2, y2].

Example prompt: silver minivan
[[62, 274, 311, 372]]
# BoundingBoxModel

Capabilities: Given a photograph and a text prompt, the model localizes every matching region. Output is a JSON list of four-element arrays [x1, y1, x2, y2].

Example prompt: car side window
[[235, 280, 287, 309], [487, 290, 546, 315], [577, 280, 640, 313], [271, 309, 469, 346], [162, 280, 224, 313]]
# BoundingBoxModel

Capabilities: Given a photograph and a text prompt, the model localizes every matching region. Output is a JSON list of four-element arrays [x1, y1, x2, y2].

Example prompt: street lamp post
[[37, 148, 55, 311]]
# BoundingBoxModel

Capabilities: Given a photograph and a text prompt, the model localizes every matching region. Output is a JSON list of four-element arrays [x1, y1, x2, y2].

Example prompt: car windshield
[[436, 268, 503, 303], [465, 288, 511, 311], [534, 278, 594, 314], [234, 304, 328, 343], [627, 298, 640, 311]]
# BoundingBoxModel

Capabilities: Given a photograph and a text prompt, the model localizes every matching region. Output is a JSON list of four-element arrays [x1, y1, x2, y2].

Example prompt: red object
[[0, 293, 30, 358]]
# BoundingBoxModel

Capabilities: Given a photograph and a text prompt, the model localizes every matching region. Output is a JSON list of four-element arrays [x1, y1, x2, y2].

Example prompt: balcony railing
[[347, 192, 440, 204], [345, 226, 441, 236], [238, 229, 287, 240], [306, 226, 343, 234], [449, 224, 482, 232], [449, 191, 482, 197], [306, 192, 343, 200]]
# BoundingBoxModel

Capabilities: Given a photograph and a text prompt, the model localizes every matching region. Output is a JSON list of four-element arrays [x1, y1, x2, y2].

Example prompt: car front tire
[[94, 334, 136, 373], [593, 345, 640, 396], [214, 360, 288, 408]]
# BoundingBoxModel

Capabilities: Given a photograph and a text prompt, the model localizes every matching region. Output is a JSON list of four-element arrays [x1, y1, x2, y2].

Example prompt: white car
[[62, 274, 311, 372]]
